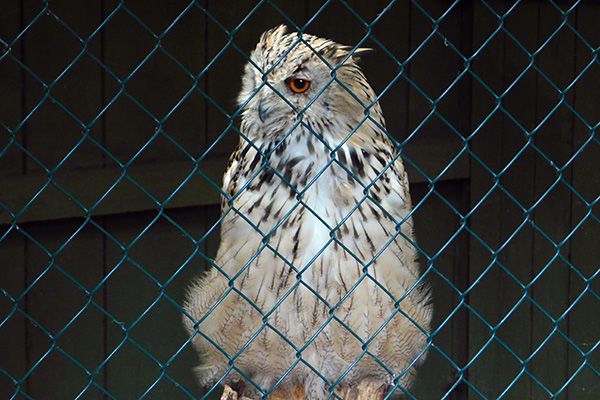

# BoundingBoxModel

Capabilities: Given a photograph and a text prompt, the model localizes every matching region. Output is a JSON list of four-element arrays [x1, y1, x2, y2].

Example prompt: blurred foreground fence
[[1, 0, 599, 399]]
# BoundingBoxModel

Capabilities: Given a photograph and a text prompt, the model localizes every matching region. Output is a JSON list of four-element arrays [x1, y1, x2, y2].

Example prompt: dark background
[[1, 1, 599, 399]]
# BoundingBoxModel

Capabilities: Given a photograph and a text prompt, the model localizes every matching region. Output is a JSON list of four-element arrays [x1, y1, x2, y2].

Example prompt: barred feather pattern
[[183, 25, 432, 400]]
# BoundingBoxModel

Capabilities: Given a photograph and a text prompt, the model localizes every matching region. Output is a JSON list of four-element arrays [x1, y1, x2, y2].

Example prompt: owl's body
[[183, 26, 432, 399]]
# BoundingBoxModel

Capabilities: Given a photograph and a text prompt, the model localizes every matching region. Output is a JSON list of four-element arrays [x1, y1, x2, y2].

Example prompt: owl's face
[[245, 57, 334, 124], [237, 25, 375, 140]]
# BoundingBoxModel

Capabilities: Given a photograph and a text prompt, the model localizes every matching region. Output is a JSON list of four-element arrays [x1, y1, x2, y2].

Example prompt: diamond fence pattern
[[1, 0, 599, 399]]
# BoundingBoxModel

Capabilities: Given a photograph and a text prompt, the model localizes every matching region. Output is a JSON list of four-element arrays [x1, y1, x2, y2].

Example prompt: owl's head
[[238, 25, 380, 140]]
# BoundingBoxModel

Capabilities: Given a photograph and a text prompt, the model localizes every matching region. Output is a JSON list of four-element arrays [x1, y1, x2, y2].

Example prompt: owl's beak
[[258, 97, 270, 123]]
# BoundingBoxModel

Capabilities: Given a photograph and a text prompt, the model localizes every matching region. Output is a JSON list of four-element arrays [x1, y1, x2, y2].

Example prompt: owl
[[183, 25, 432, 400]]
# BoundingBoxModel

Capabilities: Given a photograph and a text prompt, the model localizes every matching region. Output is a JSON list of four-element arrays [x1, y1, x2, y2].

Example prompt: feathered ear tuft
[[352, 47, 375, 57], [259, 25, 288, 50], [348, 47, 374, 64], [322, 45, 374, 66]]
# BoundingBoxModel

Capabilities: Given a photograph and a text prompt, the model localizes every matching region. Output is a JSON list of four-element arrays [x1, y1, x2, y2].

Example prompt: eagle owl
[[183, 25, 432, 399]]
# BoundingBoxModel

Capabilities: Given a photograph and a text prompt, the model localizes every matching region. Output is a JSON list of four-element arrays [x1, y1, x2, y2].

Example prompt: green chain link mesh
[[1, 0, 599, 399]]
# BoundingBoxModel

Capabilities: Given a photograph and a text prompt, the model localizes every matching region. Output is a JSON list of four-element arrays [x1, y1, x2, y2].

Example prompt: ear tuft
[[259, 25, 288, 49]]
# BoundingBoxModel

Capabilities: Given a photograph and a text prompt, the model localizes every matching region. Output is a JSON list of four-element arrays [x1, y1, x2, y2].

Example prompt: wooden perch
[[220, 384, 255, 400], [220, 382, 389, 400]]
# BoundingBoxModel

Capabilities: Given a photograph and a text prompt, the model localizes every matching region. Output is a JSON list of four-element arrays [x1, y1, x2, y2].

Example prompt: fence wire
[[1, 0, 599, 399]]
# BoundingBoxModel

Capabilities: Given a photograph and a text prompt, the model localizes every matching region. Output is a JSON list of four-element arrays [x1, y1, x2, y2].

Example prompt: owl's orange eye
[[287, 78, 310, 93]]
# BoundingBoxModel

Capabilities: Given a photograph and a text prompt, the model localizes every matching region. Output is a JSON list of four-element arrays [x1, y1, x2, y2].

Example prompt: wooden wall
[[0, 1, 598, 399]]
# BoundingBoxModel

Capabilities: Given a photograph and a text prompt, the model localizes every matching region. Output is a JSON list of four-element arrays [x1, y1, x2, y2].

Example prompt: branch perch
[[220, 382, 389, 400]]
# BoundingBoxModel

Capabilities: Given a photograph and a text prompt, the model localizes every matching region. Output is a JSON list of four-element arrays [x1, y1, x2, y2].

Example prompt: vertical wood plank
[[25, 220, 105, 399], [494, 3, 539, 398], [405, 1, 474, 398], [21, 0, 105, 173], [104, 212, 177, 399], [528, 2, 574, 398], [566, 2, 600, 398], [410, 180, 471, 400], [173, 205, 222, 400], [468, 1, 537, 398], [0, 229, 26, 398], [0, 0, 24, 177], [469, 1, 507, 398]]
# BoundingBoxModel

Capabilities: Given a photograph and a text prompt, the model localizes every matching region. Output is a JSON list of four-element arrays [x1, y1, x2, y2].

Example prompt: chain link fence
[[1, 0, 599, 399]]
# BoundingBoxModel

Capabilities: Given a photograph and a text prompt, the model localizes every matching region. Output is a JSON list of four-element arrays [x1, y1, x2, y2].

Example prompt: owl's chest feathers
[[227, 128, 366, 231], [219, 124, 408, 310], [229, 126, 355, 212]]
